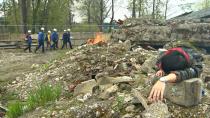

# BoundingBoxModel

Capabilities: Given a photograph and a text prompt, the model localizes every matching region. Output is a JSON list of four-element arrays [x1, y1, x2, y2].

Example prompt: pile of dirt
[[111, 18, 171, 44], [111, 18, 210, 47], [3, 39, 210, 118]]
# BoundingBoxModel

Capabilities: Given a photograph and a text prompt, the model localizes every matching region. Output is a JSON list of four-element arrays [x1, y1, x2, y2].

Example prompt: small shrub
[[112, 95, 125, 112], [6, 84, 62, 118], [27, 84, 62, 107], [6, 101, 23, 118]]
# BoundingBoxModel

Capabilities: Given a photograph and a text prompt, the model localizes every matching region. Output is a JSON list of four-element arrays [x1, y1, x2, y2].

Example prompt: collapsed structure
[[2, 18, 210, 118]]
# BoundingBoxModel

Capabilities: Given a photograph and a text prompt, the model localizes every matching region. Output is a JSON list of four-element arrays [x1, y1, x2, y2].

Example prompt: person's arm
[[172, 62, 203, 82]]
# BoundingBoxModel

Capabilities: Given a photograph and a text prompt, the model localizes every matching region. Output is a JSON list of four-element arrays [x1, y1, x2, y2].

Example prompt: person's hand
[[148, 80, 166, 102], [155, 69, 165, 77]]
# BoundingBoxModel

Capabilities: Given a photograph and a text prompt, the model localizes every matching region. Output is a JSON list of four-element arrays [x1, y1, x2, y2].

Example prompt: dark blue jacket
[[51, 32, 59, 42], [62, 32, 69, 41], [38, 32, 45, 42], [67, 32, 71, 41], [26, 34, 32, 44]]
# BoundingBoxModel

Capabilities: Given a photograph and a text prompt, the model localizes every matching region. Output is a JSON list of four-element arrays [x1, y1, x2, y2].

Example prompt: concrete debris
[[99, 85, 118, 99], [132, 89, 149, 110], [165, 78, 203, 107], [4, 18, 210, 118], [141, 102, 170, 118], [97, 76, 134, 85], [74, 79, 97, 96]]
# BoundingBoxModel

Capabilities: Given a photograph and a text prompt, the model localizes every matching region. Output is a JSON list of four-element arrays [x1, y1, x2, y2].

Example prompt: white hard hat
[[41, 27, 44, 31], [64, 30, 66, 32], [53, 28, 57, 32], [48, 30, 51, 33], [28, 30, 31, 33], [67, 29, 71, 31]]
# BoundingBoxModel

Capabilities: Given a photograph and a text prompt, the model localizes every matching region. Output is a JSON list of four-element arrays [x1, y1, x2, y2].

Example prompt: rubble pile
[[111, 18, 171, 44], [5, 39, 210, 118], [111, 18, 210, 47], [171, 21, 210, 41]]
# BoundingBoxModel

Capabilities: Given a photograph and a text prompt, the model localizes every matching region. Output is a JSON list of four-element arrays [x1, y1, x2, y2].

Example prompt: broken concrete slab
[[99, 85, 118, 99], [165, 78, 202, 107], [74, 79, 97, 96], [140, 55, 157, 74], [204, 76, 210, 83], [97, 76, 134, 85], [132, 89, 149, 110], [141, 102, 170, 118], [207, 82, 210, 90]]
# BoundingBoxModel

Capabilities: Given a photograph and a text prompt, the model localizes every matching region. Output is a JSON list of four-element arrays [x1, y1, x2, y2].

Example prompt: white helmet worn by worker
[[53, 28, 57, 32], [48, 31, 51, 33], [28, 30, 31, 33], [64, 30, 66, 32], [41, 27, 44, 31], [67, 29, 71, 32]]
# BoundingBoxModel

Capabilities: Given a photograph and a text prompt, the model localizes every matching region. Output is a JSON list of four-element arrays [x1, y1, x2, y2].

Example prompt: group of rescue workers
[[24, 27, 73, 53]]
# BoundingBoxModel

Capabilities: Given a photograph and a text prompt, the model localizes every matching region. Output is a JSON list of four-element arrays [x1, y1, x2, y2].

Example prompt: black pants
[[35, 41, 45, 53], [56, 40, 59, 49], [51, 40, 57, 50], [62, 39, 67, 49], [24, 43, 32, 52], [67, 40, 73, 49]]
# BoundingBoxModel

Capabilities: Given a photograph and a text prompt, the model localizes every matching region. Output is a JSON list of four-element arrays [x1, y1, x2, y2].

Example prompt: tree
[[31, 0, 41, 32], [152, 0, 156, 19], [109, 0, 114, 32], [164, 0, 169, 20], [19, 0, 28, 33], [132, 0, 136, 18]]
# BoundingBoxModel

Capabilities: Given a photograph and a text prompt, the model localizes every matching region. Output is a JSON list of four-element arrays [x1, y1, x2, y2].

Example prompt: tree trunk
[[32, 0, 41, 33], [12, 0, 19, 32], [109, 0, 114, 32], [152, 0, 156, 19], [19, 0, 28, 34], [100, 0, 103, 32], [165, 0, 169, 20], [87, 2, 91, 24], [138, 0, 143, 17], [68, 0, 74, 26], [132, 0, 136, 18]]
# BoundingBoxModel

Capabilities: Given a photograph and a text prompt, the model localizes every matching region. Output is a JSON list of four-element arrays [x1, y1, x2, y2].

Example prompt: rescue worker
[[24, 30, 32, 53], [35, 27, 45, 53], [148, 46, 203, 102], [51, 28, 59, 50], [61, 30, 68, 49], [45, 30, 51, 50], [67, 29, 73, 49]]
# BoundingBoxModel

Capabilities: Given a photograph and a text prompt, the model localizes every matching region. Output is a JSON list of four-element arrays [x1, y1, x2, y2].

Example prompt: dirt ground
[[0, 49, 68, 85]]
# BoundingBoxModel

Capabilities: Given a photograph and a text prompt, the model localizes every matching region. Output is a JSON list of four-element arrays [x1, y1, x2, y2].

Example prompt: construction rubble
[[111, 18, 210, 46], [3, 18, 210, 118]]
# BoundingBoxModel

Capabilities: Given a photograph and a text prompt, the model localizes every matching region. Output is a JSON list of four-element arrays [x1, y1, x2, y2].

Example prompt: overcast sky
[[0, 0, 201, 22], [73, 0, 200, 22]]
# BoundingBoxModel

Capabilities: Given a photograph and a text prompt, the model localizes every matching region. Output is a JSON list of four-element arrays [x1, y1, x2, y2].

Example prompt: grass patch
[[112, 95, 125, 112], [6, 84, 62, 118], [6, 101, 24, 118]]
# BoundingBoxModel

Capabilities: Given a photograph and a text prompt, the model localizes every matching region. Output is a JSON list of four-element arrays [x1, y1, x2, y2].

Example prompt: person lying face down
[[148, 47, 203, 102]]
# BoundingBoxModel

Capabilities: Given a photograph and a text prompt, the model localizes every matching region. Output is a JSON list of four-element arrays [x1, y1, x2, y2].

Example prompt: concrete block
[[164, 78, 202, 107], [74, 79, 97, 96]]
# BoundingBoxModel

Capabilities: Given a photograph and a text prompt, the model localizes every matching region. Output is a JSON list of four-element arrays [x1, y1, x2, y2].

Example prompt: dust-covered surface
[[111, 18, 210, 46], [1, 18, 210, 118], [0, 41, 208, 118]]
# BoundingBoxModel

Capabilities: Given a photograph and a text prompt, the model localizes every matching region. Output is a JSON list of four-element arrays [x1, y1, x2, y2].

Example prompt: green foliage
[[71, 24, 100, 32], [196, 0, 210, 10], [6, 101, 24, 118], [112, 95, 125, 112], [6, 84, 62, 118], [26, 84, 62, 110]]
